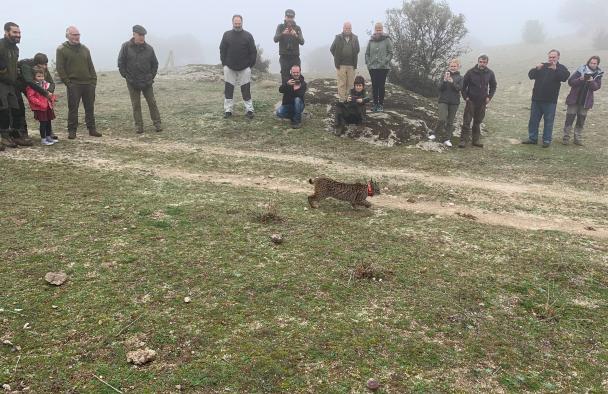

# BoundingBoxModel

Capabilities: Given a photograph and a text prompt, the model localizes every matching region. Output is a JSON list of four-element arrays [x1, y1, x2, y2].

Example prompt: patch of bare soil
[[4, 147, 607, 239]]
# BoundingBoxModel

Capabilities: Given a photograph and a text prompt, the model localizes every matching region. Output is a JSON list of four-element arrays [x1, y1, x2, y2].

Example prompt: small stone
[[52, 305, 58, 309], [3, 384, 11, 391], [175, 385, 182, 390], [270, 234, 283, 244], [45, 272, 68, 286], [184, 297, 191, 303], [127, 348, 156, 365], [367, 379, 380, 391], [23, 322, 31, 330]]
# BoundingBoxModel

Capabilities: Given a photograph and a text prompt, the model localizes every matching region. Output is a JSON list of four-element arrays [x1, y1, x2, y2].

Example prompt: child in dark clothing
[[335, 75, 371, 134], [25, 66, 57, 146]]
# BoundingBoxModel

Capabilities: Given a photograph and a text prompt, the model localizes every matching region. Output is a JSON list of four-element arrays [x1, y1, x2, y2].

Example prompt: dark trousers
[[528, 100, 557, 143], [0, 108, 19, 130], [14, 92, 28, 134], [369, 69, 389, 105], [39, 121, 52, 138], [279, 55, 301, 83], [67, 83, 96, 133], [461, 100, 486, 144], [335, 102, 365, 125], [127, 82, 161, 130]]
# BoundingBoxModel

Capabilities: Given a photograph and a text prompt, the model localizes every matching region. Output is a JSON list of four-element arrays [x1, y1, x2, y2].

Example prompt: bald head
[[66, 26, 81, 45], [343, 22, 352, 36]]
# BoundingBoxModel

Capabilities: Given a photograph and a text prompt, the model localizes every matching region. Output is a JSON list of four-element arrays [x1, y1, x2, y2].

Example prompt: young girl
[[25, 66, 57, 146], [335, 75, 371, 134], [431, 58, 463, 147]]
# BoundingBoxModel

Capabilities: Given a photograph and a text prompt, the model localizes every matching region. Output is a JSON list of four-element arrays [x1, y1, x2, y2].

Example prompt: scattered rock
[[367, 378, 380, 391], [270, 234, 283, 244], [585, 226, 597, 231], [184, 297, 192, 303], [414, 141, 446, 153], [3, 384, 11, 391], [45, 272, 67, 286], [127, 348, 156, 366], [406, 197, 416, 203]]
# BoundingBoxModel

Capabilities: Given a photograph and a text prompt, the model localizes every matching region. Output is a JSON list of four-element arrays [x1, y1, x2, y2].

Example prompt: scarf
[[577, 64, 604, 80]]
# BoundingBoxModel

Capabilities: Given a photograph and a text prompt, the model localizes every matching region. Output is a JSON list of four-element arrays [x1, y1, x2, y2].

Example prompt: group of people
[[219, 10, 393, 128], [0, 13, 603, 151], [0, 21, 162, 150], [432, 50, 603, 148]]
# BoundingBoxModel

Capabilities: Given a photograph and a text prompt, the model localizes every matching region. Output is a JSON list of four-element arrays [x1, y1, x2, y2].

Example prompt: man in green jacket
[[0, 22, 23, 149], [330, 22, 360, 102], [56, 26, 101, 139], [118, 25, 161, 134]]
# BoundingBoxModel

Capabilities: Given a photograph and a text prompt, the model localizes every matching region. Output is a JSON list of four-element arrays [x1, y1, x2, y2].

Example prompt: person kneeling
[[335, 75, 370, 134], [276, 65, 307, 129]]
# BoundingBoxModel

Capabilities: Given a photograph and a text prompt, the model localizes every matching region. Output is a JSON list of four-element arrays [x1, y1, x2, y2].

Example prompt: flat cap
[[132, 25, 147, 35], [285, 9, 295, 17]]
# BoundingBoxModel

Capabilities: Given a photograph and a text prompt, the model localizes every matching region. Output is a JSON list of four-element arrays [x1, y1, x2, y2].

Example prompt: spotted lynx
[[308, 177, 380, 208]]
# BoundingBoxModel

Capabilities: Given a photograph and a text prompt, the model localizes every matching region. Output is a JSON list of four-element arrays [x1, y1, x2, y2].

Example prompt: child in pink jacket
[[26, 66, 57, 146]]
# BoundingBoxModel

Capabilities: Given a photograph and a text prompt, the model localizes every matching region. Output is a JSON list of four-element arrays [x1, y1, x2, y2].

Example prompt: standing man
[[274, 9, 304, 83], [276, 65, 307, 129], [0, 22, 23, 150], [459, 54, 497, 148], [330, 22, 360, 102], [118, 25, 161, 134], [17, 53, 56, 142], [56, 26, 101, 139], [522, 49, 570, 148], [219, 15, 257, 119]]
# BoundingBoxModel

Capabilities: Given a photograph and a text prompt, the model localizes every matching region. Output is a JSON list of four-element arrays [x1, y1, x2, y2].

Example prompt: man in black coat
[[118, 25, 161, 133], [220, 15, 257, 119], [459, 54, 497, 148], [522, 49, 570, 147], [276, 65, 307, 128]]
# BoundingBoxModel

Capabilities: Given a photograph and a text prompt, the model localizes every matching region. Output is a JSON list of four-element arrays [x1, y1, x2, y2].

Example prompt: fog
[[5, 0, 585, 71]]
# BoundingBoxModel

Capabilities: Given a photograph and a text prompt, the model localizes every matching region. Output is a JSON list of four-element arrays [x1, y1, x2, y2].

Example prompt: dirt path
[[89, 137, 608, 205], [4, 147, 607, 240]]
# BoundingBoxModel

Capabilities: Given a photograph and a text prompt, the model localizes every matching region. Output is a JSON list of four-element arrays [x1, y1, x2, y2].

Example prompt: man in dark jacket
[[118, 25, 161, 134], [16, 53, 56, 142], [0, 22, 23, 150], [330, 22, 360, 102], [220, 15, 257, 119], [459, 54, 497, 148], [274, 9, 304, 83], [56, 26, 101, 139], [276, 65, 307, 128], [522, 49, 570, 147]]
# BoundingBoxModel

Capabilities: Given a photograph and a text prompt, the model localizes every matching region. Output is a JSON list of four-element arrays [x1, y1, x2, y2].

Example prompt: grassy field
[[1, 55, 607, 393]]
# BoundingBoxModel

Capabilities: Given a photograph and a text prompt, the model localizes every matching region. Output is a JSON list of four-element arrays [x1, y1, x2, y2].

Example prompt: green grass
[[1, 69, 607, 393]]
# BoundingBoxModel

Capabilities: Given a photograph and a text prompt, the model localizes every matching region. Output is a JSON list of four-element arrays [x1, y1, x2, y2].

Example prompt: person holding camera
[[274, 9, 304, 83], [432, 59, 463, 147], [522, 49, 570, 148], [561, 56, 603, 146], [276, 65, 307, 129]]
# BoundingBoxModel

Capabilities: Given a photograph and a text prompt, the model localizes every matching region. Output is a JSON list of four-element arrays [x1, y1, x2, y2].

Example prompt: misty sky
[[6, 0, 576, 70]]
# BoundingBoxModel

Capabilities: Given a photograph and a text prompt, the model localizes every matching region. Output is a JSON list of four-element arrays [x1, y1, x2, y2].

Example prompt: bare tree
[[386, 0, 468, 97], [522, 20, 546, 44]]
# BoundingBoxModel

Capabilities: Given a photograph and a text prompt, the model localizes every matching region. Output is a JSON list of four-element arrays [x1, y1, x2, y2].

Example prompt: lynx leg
[[361, 200, 372, 208], [308, 195, 319, 208]]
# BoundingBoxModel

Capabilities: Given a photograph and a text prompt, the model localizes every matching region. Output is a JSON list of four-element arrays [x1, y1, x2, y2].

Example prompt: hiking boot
[[472, 142, 484, 148], [154, 124, 163, 132], [0, 143, 5, 151], [13, 136, 32, 146], [0, 135, 18, 148], [561, 138, 570, 145], [68, 130, 77, 139], [521, 139, 537, 145], [377, 105, 384, 112], [89, 129, 102, 137], [573, 140, 583, 146], [542, 142, 551, 148], [458, 140, 466, 148], [245, 111, 254, 119], [291, 122, 302, 129], [136, 128, 144, 134], [224, 111, 233, 119]]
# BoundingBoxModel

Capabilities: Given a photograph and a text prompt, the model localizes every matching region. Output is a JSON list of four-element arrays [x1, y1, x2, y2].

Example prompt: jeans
[[528, 100, 557, 143], [276, 97, 304, 124]]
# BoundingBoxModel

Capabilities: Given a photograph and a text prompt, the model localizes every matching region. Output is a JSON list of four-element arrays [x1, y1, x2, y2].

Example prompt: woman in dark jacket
[[365, 22, 393, 112], [431, 59, 463, 147], [562, 55, 603, 146]]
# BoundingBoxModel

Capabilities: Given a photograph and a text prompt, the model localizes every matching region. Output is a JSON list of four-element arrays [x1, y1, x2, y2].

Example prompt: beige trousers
[[337, 65, 356, 102]]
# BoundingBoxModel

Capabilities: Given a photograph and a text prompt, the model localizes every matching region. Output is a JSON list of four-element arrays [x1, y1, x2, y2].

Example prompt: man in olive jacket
[[118, 25, 161, 133], [330, 22, 360, 102], [274, 9, 304, 83], [56, 26, 101, 139], [0, 22, 25, 149]]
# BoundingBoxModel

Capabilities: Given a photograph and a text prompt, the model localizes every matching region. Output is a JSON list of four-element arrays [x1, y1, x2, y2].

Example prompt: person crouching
[[25, 66, 57, 145], [276, 65, 307, 128], [335, 75, 370, 134]]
